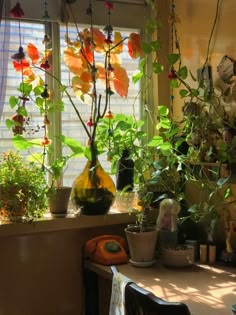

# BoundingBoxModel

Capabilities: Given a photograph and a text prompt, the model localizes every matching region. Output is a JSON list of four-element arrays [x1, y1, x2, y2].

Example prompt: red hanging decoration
[[10, 2, 24, 18]]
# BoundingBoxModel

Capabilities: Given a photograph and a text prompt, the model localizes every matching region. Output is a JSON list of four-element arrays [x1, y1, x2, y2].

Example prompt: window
[[0, 20, 45, 151], [59, 24, 141, 185], [0, 20, 141, 186]]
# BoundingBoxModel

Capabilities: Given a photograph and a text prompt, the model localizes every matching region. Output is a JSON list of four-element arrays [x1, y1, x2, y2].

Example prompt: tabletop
[[85, 260, 236, 315]]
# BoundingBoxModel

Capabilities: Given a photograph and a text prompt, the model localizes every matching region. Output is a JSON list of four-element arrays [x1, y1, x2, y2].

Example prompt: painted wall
[[173, 0, 236, 118]]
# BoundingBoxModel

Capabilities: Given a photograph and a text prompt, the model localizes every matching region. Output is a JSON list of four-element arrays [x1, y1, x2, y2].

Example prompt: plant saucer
[[129, 259, 155, 267]]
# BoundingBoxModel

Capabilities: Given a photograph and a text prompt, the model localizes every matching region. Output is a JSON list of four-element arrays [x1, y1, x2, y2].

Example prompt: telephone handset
[[85, 234, 128, 265]]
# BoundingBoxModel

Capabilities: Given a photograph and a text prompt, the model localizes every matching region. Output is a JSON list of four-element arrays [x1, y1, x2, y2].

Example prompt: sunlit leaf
[[128, 33, 142, 59], [58, 135, 84, 155], [132, 71, 143, 84], [9, 96, 19, 108], [26, 43, 40, 64], [64, 47, 87, 75], [111, 32, 123, 54], [92, 28, 106, 53], [72, 76, 91, 95], [158, 105, 169, 117], [5, 118, 14, 129], [148, 135, 163, 147], [13, 135, 34, 150], [112, 64, 129, 97]]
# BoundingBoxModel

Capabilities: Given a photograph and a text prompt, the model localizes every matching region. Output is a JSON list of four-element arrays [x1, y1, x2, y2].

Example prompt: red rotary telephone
[[85, 234, 128, 265]]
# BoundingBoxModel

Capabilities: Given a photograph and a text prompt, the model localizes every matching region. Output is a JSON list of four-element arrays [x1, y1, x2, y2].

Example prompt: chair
[[125, 282, 191, 315], [110, 266, 191, 315]]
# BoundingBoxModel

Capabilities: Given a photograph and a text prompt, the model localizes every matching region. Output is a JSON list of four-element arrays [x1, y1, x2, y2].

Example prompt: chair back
[[125, 282, 191, 315]]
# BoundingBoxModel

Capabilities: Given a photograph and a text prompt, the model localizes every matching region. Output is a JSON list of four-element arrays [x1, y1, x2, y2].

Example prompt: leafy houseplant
[[12, 134, 85, 215], [0, 151, 49, 222]]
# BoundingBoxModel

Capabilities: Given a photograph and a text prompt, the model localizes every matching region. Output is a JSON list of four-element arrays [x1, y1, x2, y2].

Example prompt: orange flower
[[104, 111, 114, 119], [41, 136, 51, 146]]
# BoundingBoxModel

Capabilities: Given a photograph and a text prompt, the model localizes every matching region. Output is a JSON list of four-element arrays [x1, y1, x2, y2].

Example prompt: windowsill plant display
[[3, 0, 236, 269], [7, 0, 142, 216]]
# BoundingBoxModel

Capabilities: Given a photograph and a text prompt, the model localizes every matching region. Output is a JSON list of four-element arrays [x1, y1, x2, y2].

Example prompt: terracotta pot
[[125, 225, 158, 267]]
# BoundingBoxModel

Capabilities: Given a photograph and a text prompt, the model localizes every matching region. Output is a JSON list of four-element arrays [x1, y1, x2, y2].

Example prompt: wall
[[0, 215, 134, 315], [173, 0, 236, 118]]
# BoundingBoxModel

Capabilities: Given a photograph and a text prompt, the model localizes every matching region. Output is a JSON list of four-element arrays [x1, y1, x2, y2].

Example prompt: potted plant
[[0, 151, 49, 222], [12, 133, 85, 216], [125, 191, 159, 267]]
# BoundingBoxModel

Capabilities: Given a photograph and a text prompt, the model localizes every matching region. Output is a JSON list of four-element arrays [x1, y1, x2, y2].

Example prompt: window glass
[[0, 20, 45, 152], [59, 24, 141, 186], [0, 20, 141, 186]]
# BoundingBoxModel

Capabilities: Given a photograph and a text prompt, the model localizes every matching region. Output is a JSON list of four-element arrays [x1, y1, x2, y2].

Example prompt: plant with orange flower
[[7, 0, 142, 184], [7, 1, 142, 159]]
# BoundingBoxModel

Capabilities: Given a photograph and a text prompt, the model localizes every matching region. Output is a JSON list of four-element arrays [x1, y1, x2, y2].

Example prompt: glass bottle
[[71, 159, 116, 215], [116, 149, 134, 191]]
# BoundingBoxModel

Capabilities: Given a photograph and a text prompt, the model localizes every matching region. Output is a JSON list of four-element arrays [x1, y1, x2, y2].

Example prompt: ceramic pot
[[49, 186, 72, 216], [71, 159, 116, 215], [125, 225, 158, 267]]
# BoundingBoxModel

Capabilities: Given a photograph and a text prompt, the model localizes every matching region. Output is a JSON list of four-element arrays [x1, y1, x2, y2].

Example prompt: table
[[85, 260, 236, 315]]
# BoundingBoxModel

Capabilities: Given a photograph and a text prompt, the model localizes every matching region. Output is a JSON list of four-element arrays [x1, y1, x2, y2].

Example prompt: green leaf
[[179, 89, 189, 98], [139, 58, 146, 71], [148, 135, 163, 147], [5, 118, 14, 129], [158, 105, 169, 117], [13, 135, 34, 150], [189, 70, 197, 81], [34, 85, 44, 95], [178, 66, 188, 80], [141, 41, 153, 54], [58, 135, 84, 155], [19, 82, 32, 96], [9, 96, 19, 108], [189, 88, 199, 97], [167, 54, 180, 65], [152, 62, 164, 75], [116, 121, 132, 131], [159, 142, 172, 151], [132, 71, 143, 84], [158, 118, 171, 129], [18, 106, 28, 116], [224, 187, 232, 199], [151, 40, 161, 51], [169, 79, 179, 88]]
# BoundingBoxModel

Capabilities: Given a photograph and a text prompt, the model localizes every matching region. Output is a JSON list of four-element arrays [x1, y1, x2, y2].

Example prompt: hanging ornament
[[41, 0, 51, 70], [10, 2, 24, 18]]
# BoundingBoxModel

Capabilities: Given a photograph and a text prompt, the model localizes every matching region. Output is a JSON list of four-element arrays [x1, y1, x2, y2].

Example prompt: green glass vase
[[71, 159, 116, 215]]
